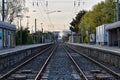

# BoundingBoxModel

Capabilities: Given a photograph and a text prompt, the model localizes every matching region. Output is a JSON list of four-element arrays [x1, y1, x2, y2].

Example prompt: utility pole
[[116, 0, 119, 21], [2, 0, 5, 21], [35, 18, 37, 33], [35, 18, 37, 43]]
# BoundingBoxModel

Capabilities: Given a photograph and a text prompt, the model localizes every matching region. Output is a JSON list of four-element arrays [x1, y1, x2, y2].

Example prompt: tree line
[[16, 28, 55, 45], [70, 0, 116, 43]]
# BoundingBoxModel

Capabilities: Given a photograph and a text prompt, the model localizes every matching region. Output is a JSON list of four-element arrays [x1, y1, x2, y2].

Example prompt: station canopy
[[106, 21, 120, 30], [0, 21, 16, 31]]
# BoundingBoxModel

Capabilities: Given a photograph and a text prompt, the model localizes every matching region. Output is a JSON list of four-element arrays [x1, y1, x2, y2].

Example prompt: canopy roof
[[0, 21, 16, 31], [106, 21, 120, 30]]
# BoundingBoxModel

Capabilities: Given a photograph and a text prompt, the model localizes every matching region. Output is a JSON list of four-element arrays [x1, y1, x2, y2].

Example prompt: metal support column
[[116, 0, 119, 21], [2, 0, 5, 21]]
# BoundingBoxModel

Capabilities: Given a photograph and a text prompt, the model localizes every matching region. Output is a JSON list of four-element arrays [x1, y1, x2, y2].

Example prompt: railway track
[[1, 44, 120, 80], [0, 45, 57, 80], [64, 45, 119, 80], [40, 44, 82, 80]]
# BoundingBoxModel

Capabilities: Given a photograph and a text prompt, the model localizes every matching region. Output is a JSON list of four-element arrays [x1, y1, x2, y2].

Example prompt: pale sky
[[22, 0, 105, 32]]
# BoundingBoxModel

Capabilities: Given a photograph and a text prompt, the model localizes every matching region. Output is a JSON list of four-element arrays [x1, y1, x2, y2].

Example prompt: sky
[[24, 0, 105, 32]]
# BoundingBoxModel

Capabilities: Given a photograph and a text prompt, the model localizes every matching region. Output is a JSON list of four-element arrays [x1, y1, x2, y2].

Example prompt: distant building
[[0, 21, 16, 49]]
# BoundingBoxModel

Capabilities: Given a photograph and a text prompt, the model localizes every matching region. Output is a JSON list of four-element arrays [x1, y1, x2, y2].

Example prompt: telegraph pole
[[2, 0, 5, 21]]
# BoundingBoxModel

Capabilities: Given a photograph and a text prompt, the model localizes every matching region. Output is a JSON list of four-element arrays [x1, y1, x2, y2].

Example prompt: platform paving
[[0, 43, 51, 55], [68, 43, 120, 55]]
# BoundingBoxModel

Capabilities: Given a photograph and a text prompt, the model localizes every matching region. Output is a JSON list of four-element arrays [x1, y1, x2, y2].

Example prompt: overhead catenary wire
[[33, 0, 55, 31], [31, 0, 51, 31], [29, 0, 88, 31], [38, 0, 55, 28], [28, 0, 48, 29]]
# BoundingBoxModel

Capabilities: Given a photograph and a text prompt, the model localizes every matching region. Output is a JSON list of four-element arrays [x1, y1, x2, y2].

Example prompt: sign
[[7, 30, 11, 47], [0, 29, 2, 48], [90, 34, 95, 42]]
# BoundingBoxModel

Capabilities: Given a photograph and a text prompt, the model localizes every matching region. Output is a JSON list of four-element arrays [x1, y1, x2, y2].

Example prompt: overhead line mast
[[116, 0, 119, 21], [2, 0, 5, 21]]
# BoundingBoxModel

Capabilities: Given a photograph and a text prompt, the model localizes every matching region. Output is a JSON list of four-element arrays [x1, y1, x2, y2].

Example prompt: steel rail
[[34, 45, 57, 80], [0, 46, 54, 80], [67, 45, 120, 79], [63, 46, 88, 80]]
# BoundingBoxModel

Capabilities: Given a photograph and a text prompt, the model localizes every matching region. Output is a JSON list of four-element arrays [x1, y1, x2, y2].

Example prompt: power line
[[31, 0, 50, 30], [26, 0, 48, 31], [38, 0, 54, 28]]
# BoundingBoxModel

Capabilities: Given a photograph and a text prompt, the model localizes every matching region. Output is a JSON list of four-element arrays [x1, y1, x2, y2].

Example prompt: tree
[[70, 10, 86, 33], [82, 0, 115, 43], [22, 28, 31, 44], [16, 27, 33, 45], [0, 0, 27, 23]]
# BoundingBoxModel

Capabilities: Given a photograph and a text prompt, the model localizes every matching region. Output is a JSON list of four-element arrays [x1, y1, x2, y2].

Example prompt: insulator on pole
[[46, 1, 48, 7], [74, 1, 76, 7], [83, 2, 85, 5], [37, 2, 39, 6], [33, 2, 34, 6], [78, 2, 80, 6]]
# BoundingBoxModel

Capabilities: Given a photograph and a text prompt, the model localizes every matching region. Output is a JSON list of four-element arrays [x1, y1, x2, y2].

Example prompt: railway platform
[[68, 43, 120, 54], [66, 42, 120, 68], [0, 43, 52, 55], [0, 43, 53, 71]]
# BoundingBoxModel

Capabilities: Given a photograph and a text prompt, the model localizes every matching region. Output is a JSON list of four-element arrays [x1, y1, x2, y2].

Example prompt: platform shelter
[[106, 21, 120, 47], [0, 21, 16, 49]]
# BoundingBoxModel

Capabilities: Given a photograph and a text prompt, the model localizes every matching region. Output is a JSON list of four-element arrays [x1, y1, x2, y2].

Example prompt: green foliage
[[16, 27, 33, 45], [0, 0, 27, 23], [22, 28, 31, 44], [70, 0, 115, 43], [70, 10, 86, 33], [15, 28, 54, 45]]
